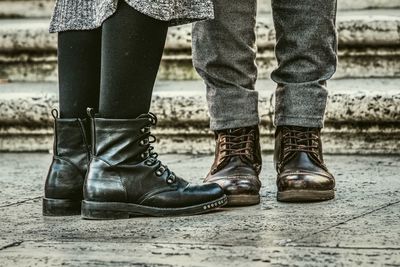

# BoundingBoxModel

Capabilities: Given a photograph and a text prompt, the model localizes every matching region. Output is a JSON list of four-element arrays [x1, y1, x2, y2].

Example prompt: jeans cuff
[[207, 86, 259, 131], [210, 116, 260, 131], [274, 115, 324, 128], [274, 82, 328, 128]]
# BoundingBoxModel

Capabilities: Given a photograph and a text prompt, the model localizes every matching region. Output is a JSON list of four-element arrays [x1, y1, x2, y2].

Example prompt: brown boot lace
[[280, 126, 326, 169], [218, 127, 256, 162]]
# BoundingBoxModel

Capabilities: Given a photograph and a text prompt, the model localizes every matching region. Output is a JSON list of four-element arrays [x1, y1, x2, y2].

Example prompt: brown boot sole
[[277, 190, 335, 202], [81, 195, 228, 220], [227, 194, 260, 206]]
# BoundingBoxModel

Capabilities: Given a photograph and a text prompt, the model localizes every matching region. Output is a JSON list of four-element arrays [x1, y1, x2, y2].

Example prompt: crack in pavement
[[0, 241, 23, 252], [289, 199, 400, 244], [0, 196, 41, 209], [35, 240, 235, 248], [2, 240, 399, 252], [289, 245, 400, 251]]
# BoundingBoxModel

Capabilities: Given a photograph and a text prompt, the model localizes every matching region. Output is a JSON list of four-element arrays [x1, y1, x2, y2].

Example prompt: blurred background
[[0, 0, 399, 154]]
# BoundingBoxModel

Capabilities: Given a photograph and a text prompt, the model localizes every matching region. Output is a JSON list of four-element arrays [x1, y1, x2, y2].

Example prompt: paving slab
[[0, 153, 399, 266], [1, 241, 400, 267], [294, 202, 400, 248]]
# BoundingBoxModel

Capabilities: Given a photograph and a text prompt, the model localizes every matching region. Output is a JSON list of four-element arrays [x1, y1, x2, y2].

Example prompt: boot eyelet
[[155, 170, 163, 176], [139, 139, 148, 146], [140, 127, 147, 133], [145, 160, 152, 166], [141, 153, 148, 159], [167, 174, 176, 184]]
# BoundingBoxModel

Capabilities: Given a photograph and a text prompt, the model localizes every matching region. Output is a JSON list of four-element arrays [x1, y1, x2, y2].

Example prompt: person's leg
[[271, 0, 337, 127], [43, 29, 101, 216], [271, 0, 337, 202], [82, 1, 227, 219], [192, 0, 262, 206], [98, 1, 168, 119], [58, 30, 102, 118], [192, 0, 259, 131]]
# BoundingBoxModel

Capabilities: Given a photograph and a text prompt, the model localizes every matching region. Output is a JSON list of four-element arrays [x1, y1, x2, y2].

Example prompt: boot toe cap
[[277, 171, 335, 192], [206, 176, 261, 196]]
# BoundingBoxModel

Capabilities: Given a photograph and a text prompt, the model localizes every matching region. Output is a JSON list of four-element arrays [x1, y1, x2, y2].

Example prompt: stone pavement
[[0, 153, 399, 266]]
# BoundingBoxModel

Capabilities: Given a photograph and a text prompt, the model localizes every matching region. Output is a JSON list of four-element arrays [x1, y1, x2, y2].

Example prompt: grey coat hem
[[49, 0, 214, 33]]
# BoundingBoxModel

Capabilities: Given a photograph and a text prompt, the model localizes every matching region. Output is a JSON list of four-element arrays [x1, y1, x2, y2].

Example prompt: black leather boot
[[43, 110, 90, 216], [82, 112, 227, 219], [274, 126, 335, 202], [204, 126, 262, 206]]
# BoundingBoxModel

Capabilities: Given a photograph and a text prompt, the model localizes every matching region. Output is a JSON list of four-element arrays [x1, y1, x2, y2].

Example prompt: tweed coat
[[49, 0, 214, 32]]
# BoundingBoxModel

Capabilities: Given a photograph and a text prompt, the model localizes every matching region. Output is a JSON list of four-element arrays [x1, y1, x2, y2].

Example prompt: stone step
[[258, 0, 400, 14], [1, 0, 399, 18], [0, 9, 399, 82], [0, 0, 52, 18], [1, 78, 399, 154], [2, 9, 400, 51]]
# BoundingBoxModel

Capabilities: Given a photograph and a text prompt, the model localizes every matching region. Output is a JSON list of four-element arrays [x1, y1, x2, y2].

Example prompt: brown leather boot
[[274, 126, 335, 202], [204, 126, 262, 206]]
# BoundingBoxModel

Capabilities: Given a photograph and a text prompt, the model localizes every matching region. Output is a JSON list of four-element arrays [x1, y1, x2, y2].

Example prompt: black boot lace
[[138, 113, 176, 184]]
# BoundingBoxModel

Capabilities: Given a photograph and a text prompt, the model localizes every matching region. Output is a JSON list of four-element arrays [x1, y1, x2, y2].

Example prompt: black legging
[[57, 1, 168, 119]]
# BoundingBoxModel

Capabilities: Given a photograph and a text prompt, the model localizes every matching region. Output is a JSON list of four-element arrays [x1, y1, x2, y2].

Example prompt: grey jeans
[[192, 0, 338, 130]]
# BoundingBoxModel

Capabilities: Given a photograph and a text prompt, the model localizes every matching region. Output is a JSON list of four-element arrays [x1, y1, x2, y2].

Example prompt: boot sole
[[277, 190, 335, 202], [81, 195, 228, 220], [42, 198, 81, 216], [227, 194, 260, 206]]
